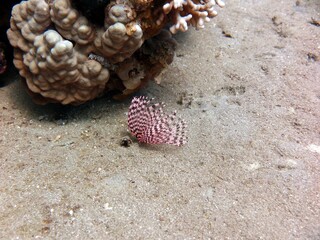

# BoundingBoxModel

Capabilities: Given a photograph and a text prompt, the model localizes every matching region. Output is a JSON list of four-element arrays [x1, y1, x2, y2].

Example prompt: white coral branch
[[163, 0, 225, 33]]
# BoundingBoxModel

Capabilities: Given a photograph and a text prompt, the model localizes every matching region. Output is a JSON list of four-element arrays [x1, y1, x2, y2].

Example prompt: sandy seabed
[[0, 0, 319, 239]]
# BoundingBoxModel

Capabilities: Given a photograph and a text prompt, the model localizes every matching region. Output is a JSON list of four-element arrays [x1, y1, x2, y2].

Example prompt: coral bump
[[128, 96, 187, 146]]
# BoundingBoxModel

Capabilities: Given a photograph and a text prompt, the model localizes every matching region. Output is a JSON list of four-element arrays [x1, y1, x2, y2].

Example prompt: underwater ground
[[0, 0, 319, 239]]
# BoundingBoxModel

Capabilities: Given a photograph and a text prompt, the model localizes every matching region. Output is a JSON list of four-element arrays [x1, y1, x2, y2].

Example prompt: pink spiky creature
[[128, 96, 187, 146]]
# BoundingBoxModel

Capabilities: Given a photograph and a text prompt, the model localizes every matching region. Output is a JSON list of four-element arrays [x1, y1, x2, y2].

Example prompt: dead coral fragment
[[120, 136, 133, 147], [310, 17, 320, 27], [128, 96, 187, 146]]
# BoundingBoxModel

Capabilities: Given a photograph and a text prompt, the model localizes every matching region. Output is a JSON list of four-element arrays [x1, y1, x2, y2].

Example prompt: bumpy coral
[[7, 0, 224, 105]]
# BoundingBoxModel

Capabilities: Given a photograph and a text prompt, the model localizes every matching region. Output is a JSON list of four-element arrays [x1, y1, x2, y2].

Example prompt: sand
[[0, 0, 319, 239]]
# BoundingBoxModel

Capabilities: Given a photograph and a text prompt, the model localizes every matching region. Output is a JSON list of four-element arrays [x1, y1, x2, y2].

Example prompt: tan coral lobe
[[7, 0, 224, 105]]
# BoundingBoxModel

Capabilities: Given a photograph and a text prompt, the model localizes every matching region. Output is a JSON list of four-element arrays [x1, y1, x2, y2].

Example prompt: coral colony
[[128, 96, 187, 146], [7, 0, 224, 105]]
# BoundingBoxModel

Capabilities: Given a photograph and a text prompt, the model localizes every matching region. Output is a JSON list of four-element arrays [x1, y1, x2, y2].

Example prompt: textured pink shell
[[128, 96, 187, 146]]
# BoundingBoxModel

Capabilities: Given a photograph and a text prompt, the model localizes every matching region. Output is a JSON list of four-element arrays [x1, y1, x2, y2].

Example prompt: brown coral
[[0, 43, 7, 75], [7, 0, 224, 105]]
